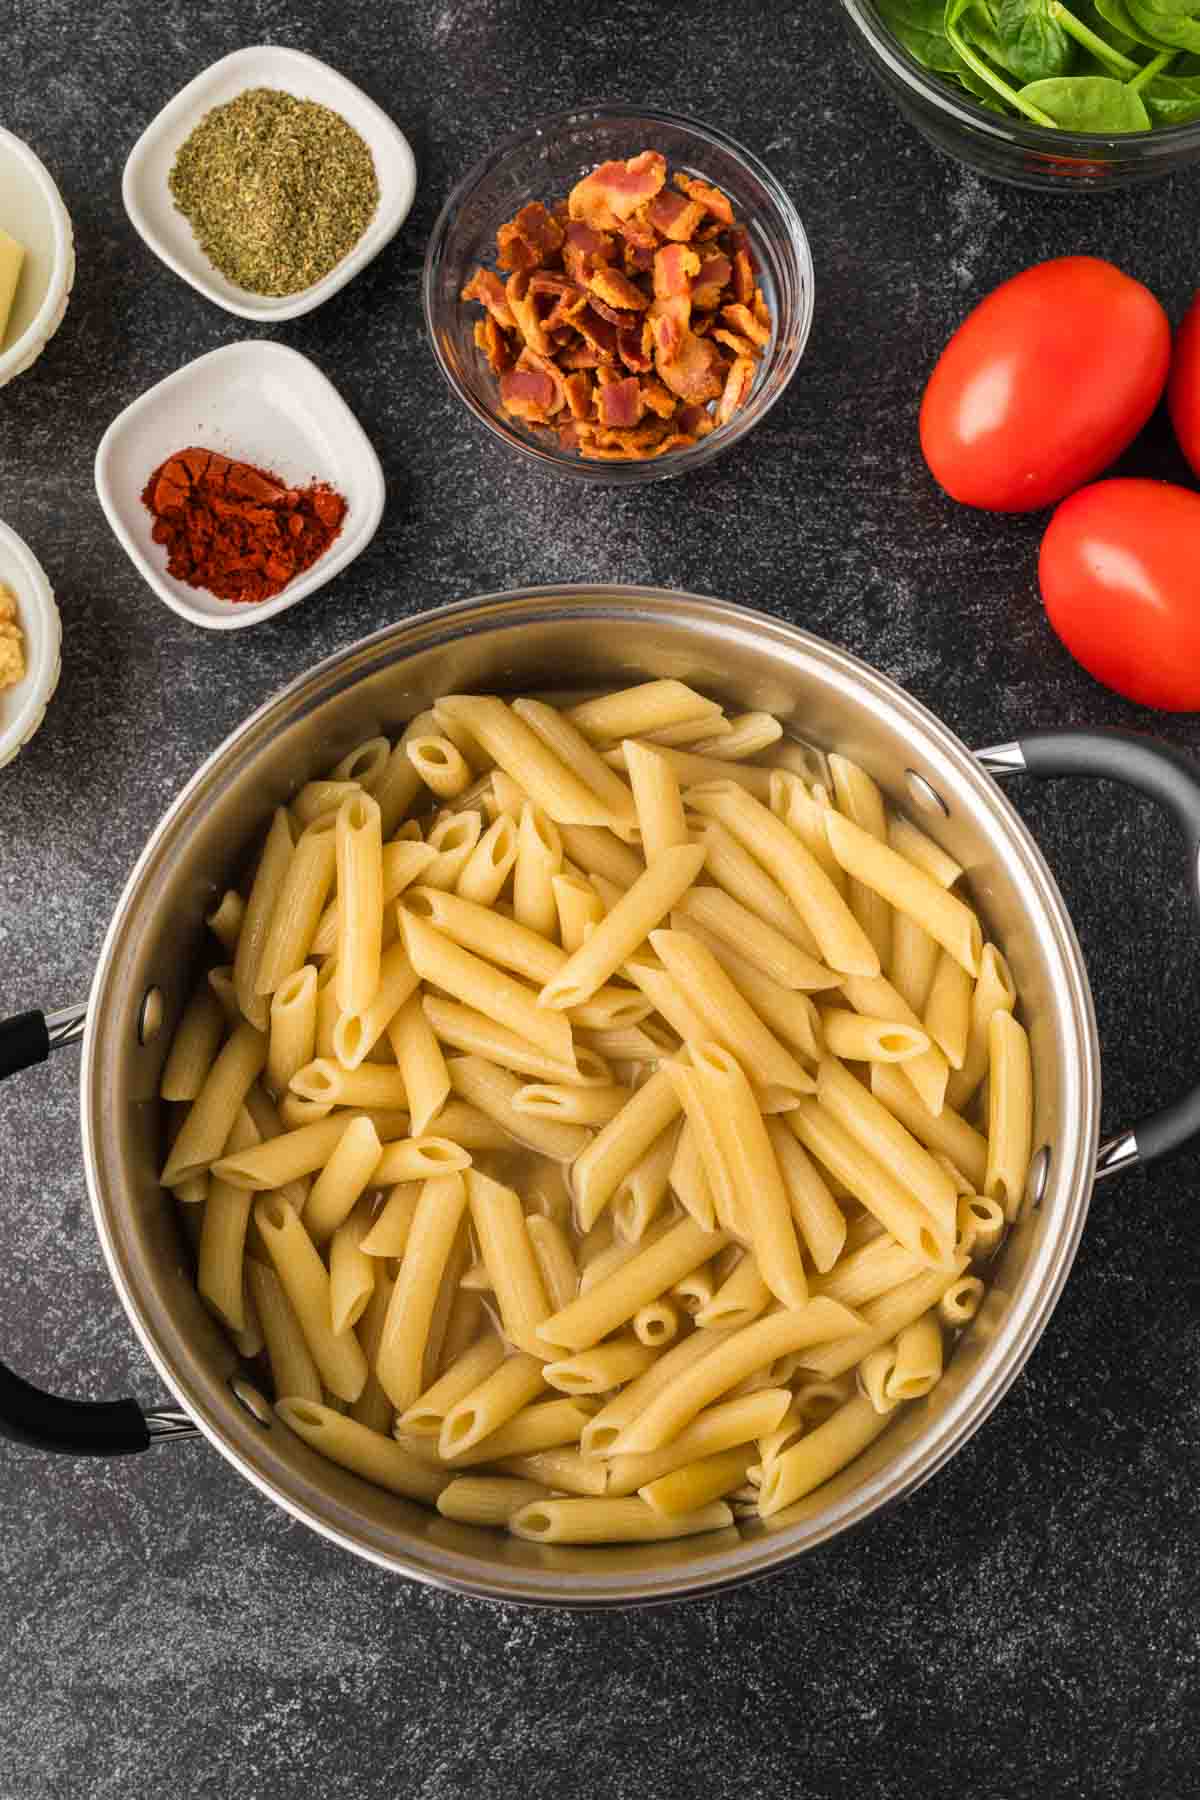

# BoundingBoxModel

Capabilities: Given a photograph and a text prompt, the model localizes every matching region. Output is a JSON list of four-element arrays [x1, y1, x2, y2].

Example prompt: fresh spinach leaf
[[1126, 0, 1200, 49], [875, 0, 965, 69], [1094, 0, 1178, 48], [996, 0, 1076, 79], [1143, 68, 1200, 114], [1018, 70, 1155, 120]]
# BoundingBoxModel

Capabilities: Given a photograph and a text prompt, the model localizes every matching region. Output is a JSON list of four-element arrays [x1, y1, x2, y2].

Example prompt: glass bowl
[[839, 0, 1200, 190], [422, 103, 814, 483]]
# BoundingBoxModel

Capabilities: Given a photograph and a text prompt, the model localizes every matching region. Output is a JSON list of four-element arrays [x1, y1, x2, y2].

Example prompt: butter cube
[[0, 227, 27, 349]]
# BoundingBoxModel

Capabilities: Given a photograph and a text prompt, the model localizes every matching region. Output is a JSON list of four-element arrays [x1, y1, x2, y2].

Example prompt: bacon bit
[[528, 271, 585, 330], [616, 213, 659, 252], [563, 221, 614, 283], [753, 286, 771, 328], [517, 347, 568, 415], [564, 371, 594, 419], [640, 377, 677, 419], [716, 355, 756, 427], [732, 248, 755, 306], [650, 430, 698, 456], [497, 202, 565, 272], [694, 219, 724, 242], [618, 320, 654, 373], [646, 191, 706, 241], [712, 325, 758, 359], [653, 242, 700, 301], [558, 419, 585, 450], [692, 254, 732, 312], [461, 266, 517, 329], [500, 361, 560, 423], [587, 296, 641, 330], [720, 302, 771, 349], [596, 375, 645, 430], [560, 344, 603, 370], [569, 151, 667, 228], [587, 264, 650, 312], [505, 270, 552, 356], [572, 303, 620, 361], [623, 240, 656, 277], [673, 172, 735, 225], [649, 296, 690, 362], [474, 317, 515, 375], [655, 331, 726, 404]]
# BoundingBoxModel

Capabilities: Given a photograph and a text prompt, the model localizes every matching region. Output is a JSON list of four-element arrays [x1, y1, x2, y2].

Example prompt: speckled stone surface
[[3, 2, 1200, 1794]]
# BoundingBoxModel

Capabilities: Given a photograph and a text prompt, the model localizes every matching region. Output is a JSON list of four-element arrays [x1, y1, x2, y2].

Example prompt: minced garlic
[[0, 582, 26, 690]]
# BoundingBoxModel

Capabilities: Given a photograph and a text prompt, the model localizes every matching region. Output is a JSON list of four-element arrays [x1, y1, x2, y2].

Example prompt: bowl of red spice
[[94, 340, 385, 629], [424, 104, 814, 481]]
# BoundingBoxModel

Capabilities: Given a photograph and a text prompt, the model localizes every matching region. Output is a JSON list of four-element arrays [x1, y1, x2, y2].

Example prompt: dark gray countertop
[[3, 2, 1200, 1795]]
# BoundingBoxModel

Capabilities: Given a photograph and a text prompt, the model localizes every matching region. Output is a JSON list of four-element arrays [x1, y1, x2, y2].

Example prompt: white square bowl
[[122, 45, 417, 322], [0, 520, 62, 770], [94, 340, 385, 631]]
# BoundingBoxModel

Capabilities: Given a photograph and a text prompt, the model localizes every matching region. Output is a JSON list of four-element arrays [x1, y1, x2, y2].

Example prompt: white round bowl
[[0, 521, 62, 769], [0, 127, 74, 389]]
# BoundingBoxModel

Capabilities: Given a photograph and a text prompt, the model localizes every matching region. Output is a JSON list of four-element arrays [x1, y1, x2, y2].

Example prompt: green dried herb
[[169, 87, 379, 296]]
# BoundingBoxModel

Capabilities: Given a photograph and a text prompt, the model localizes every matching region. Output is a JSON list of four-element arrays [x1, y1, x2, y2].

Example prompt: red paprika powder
[[142, 447, 347, 604]]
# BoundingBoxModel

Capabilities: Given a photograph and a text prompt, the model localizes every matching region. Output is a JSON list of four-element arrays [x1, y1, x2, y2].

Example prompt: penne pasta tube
[[570, 1067, 682, 1230], [350, 1266, 397, 1433], [512, 803, 564, 938], [291, 1059, 408, 1110], [359, 1182, 420, 1257], [985, 1012, 1033, 1222], [233, 808, 297, 1029], [329, 1203, 376, 1333], [246, 1257, 323, 1404], [439, 1352, 548, 1457], [489, 770, 529, 818], [671, 1259, 717, 1314], [511, 698, 639, 834], [612, 1123, 679, 1245], [947, 943, 1017, 1111], [446, 1396, 596, 1466], [692, 1042, 810, 1308], [886, 1311, 943, 1400], [401, 909, 574, 1067], [422, 811, 483, 891], [757, 1395, 894, 1517], [638, 1445, 754, 1516], [277, 1399, 447, 1504], [607, 739, 773, 800], [526, 1214, 579, 1313], [494, 1449, 609, 1496], [811, 1232, 925, 1309], [786, 1098, 951, 1268], [888, 814, 963, 889], [956, 1193, 1005, 1260], [793, 1377, 855, 1423], [254, 1196, 368, 1401], [447, 1056, 589, 1162], [160, 986, 225, 1102], [605, 1388, 791, 1495], [623, 739, 688, 862], [467, 1168, 554, 1357], [162, 1021, 267, 1186], [311, 841, 436, 957], [663, 914, 824, 1063], [388, 993, 451, 1135], [423, 995, 600, 1086], [868, 1062, 988, 1193], [371, 731, 428, 838], [695, 820, 821, 954], [823, 811, 981, 977], [566, 681, 723, 744], [267, 966, 318, 1100], [924, 951, 972, 1070], [857, 1345, 900, 1414], [425, 1100, 515, 1151], [376, 1174, 470, 1410], [676, 886, 838, 991], [633, 1298, 680, 1348], [651, 930, 815, 1094], [523, 1161, 573, 1226], [406, 734, 473, 800], [621, 954, 712, 1047], [663, 1061, 741, 1236], [840, 973, 950, 1116], [686, 782, 879, 977], [436, 696, 622, 828], [437, 1476, 552, 1526], [335, 792, 384, 1017], [644, 713, 732, 747], [292, 779, 360, 827], [371, 1135, 472, 1185], [582, 1329, 732, 1456], [509, 1495, 732, 1544], [331, 735, 392, 795], [576, 1022, 675, 1064], [798, 1259, 968, 1380], [816, 1054, 957, 1241], [940, 1274, 986, 1327], [692, 711, 782, 761], [513, 1083, 629, 1127], [768, 770, 846, 893], [538, 1217, 731, 1354], [197, 1107, 260, 1331], [539, 844, 707, 1011], [278, 1093, 332, 1131], [556, 823, 643, 890], [764, 1118, 846, 1274], [695, 1251, 773, 1332], [889, 911, 940, 1019], [544, 1338, 657, 1396], [828, 754, 893, 968], [206, 889, 245, 953], [552, 873, 606, 953], [399, 1333, 507, 1436], [614, 1299, 862, 1454], [668, 1120, 717, 1234], [819, 1007, 929, 1064], [455, 813, 519, 906], [255, 815, 338, 997]]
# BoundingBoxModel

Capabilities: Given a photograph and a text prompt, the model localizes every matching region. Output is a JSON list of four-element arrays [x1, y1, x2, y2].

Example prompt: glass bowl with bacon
[[424, 105, 814, 480]]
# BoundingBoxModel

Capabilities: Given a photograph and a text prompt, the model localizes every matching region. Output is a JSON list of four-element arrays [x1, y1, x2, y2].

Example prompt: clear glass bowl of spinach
[[840, 0, 1200, 186]]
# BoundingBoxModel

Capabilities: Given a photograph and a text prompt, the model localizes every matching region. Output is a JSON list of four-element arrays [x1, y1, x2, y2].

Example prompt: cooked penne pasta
[[633, 1298, 680, 1347], [312, 841, 436, 957], [552, 873, 606, 953], [376, 1174, 470, 1411], [512, 803, 563, 938], [623, 738, 687, 862], [525, 1214, 579, 1313], [767, 770, 846, 894], [985, 1012, 1033, 1221], [607, 739, 773, 799], [331, 736, 392, 795], [816, 1055, 957, 1241], [278, 1399, 447, 1503], [604, 1388, 791, 1496], [401, 909, 574, 1067], [447, 1056, 589, 1162], [511, 698, 639, 834], [668, 1120, 717, 1233], [437, 1477, 552, 1526], [467, 1169, 553, 1358], [233, 809, 297, 1030], [811, 1232, 925, 1309], [567, 681, 723, 744], [956, 1193, 1005, 1260], [818, 1006, 929, 1064], [247, 1257, 323, 1405], [398, 1333, 506, 1436], [422, 811, 483, 891], [197, 1107, 260, 1332], [695, 1250, 773, 1332], [886, 1311, 943, 1400], [510, 1495, 732, 1544], [638, 1445, 754, 1516], [371, 1135, 472, 1185], [612, 1123, 679, 1244], [406, 734, 473, 800], [652, 930, 815, 1095], [582, 1329, 734, 1457], [254, 1195, 368, 1402], [693, 711, 782, 761], [824, 811, 981, 977], [292, 779, 360, 827], [665, 914, 824, 1062], [663, 1061, 741, 1235], [538, 1217, 731, 1354], [388, 993, 451, 1135], [350, 1266, 397, 1433], [439, 1352, 548, 1457], [329, 1202, 376, 1334], [889, 910, 939, 1019], [764, 1117, 846, 1274], [255, 815, 338, 998], [828, 754, 892, 969], [798, 1260, 968, 1381], [869, 1061, 988, 1192], [695, 819, 821, 954], [947, 944, 1017, 1111], [267, 966, 318, 1100], [888, 814, 963, 889], [162, 1021, 267, 1186], [513, 1083, 628, 1127], [291, 1058, 407, 1110], [570, 1067, 682, 1230], [555, 822, 643, 889], [939, 1274, 986, 1327], [436, 696, 620, 828], [422, 994, 592, 1086], [445, 1396, 596, 1466], [544, 1338, 657, 1396], [757, 1395, 894, 1517], [840, 973, 950, 1116], [857, 1345, 900, 1414], [160, 985, 225, 1102], [786, 1099, 950, 1268], [206, 889, 245, 954], [676, 885, 837, 991], [539, 844, 707, 1011], [924, 950, 972, 1070], [359, 1183, 420, 1257]]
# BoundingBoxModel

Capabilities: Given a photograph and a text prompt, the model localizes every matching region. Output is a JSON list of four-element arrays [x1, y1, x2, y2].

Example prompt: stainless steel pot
[[5, 586, 1200, 1606]]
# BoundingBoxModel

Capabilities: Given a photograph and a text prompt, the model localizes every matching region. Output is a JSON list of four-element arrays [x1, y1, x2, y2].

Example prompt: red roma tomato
[[1168, 290, 1200, 479], [1039, 478, 1200, 711], [921, 257, 1170, 512]]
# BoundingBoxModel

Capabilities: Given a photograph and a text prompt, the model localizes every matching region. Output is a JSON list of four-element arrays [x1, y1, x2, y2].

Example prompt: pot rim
[[80, 585, 1098, 1604]]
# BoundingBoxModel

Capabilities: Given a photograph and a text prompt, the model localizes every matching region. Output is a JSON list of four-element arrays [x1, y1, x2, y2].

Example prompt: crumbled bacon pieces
[[459, 147, 772, 461]]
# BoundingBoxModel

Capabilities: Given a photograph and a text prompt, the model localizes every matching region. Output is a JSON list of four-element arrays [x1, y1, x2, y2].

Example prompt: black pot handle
[[0, 1001, 190, 1455], [977, 726, 1200, 1180]]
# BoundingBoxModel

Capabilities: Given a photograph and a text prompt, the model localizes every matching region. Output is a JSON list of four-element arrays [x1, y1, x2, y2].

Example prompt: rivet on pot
[[230, 1377, 273, 1427], [138, 987, 164, 1045], [1026, 1146, 1050, 1210], [904, 771, 949, 818]]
